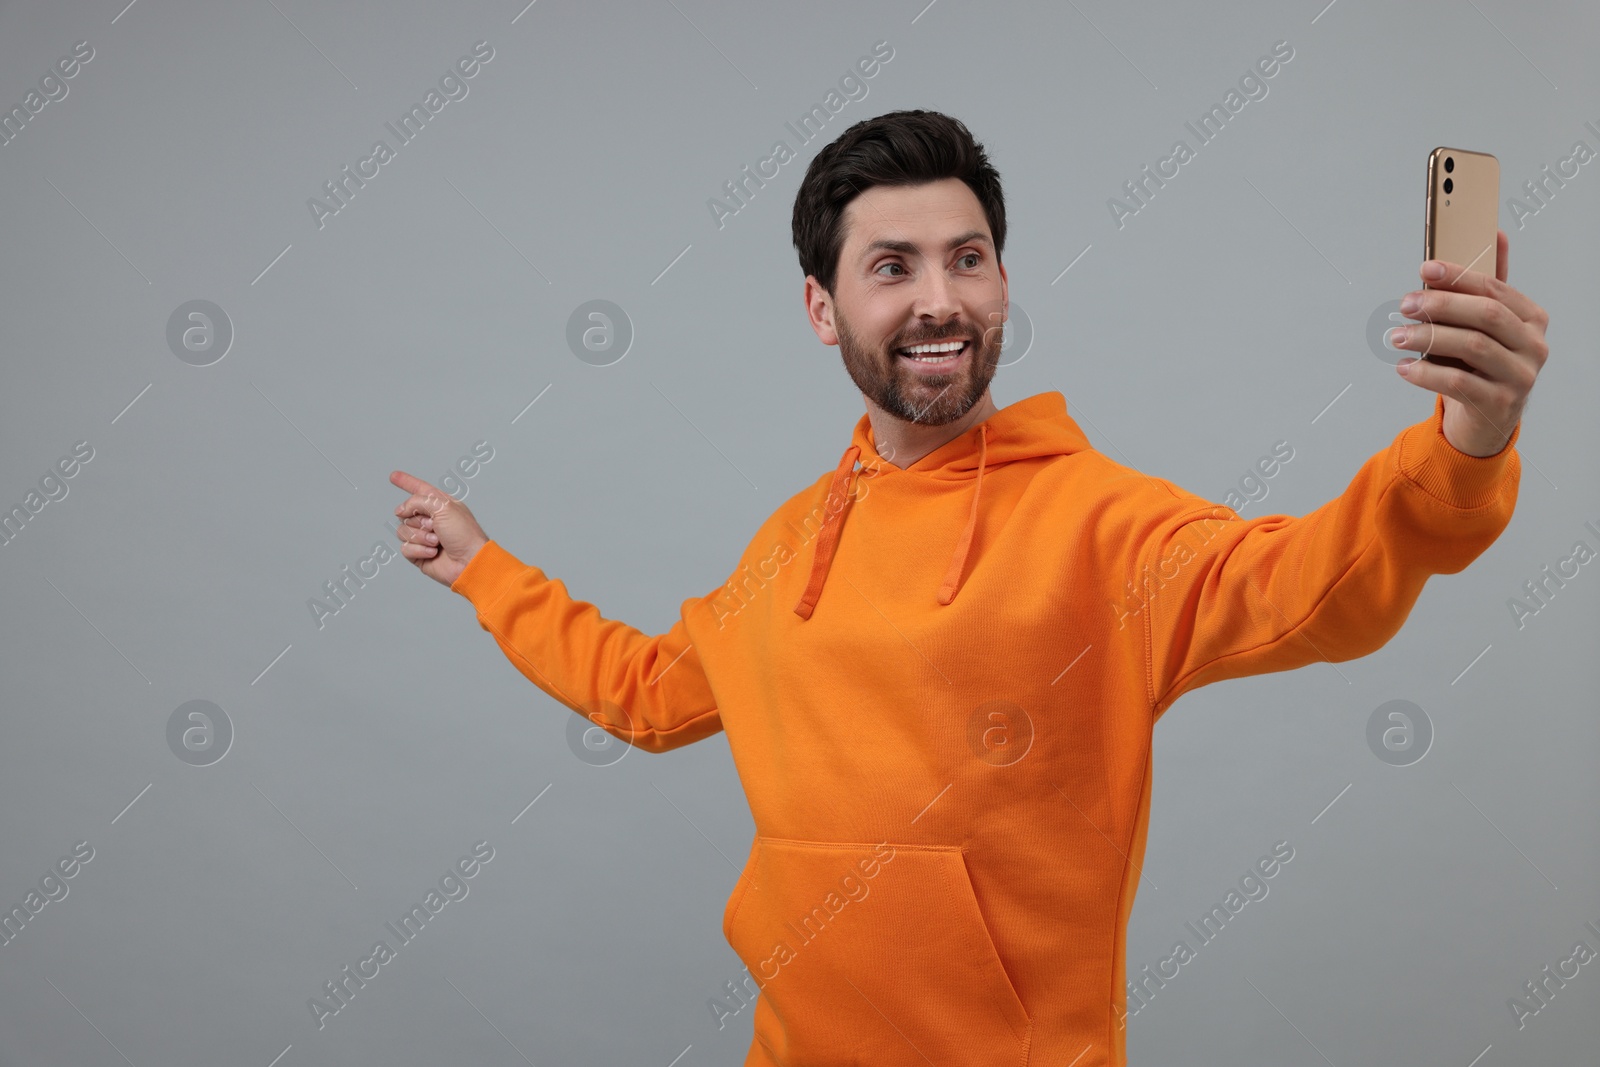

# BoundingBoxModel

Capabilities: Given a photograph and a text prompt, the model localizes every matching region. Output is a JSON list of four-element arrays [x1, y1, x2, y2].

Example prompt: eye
[[876, 262, 905, 277], [958, 253, 980, 268]]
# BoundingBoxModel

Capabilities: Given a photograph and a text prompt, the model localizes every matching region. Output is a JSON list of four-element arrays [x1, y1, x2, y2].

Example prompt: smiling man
[[824, 191, 1002, 444], [390, 111, 1549, 1066]]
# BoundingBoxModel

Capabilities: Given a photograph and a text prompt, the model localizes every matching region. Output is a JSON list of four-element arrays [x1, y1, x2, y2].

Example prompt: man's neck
[[866, 390, 999, 470]]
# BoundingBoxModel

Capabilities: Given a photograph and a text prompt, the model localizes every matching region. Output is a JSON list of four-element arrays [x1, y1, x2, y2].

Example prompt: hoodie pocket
[[723, 837, 1030, 1066]]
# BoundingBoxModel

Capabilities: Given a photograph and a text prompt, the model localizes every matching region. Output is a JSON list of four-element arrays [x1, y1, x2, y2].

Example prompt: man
[[390, 111, 1549, 1066]]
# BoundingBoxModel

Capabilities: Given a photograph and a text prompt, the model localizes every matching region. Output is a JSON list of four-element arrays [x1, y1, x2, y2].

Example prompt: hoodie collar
[[793, 391, 1090, 620]]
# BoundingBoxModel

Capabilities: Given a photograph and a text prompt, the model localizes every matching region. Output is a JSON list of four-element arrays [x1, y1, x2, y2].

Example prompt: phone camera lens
[[1443, 177, 1454, 194], [1444, 156, 1454, 173]]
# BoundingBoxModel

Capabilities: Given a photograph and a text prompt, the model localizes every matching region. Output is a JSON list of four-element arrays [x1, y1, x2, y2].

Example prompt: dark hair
[[791, 109, 1006, 296]]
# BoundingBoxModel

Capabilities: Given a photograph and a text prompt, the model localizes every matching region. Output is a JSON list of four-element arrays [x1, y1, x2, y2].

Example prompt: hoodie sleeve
[[1142, 395, 1520, 717], [449, 540, 723, 752]]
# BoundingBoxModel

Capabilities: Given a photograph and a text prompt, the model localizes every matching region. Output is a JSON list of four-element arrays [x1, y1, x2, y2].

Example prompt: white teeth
[[900, 340, 966, 359]]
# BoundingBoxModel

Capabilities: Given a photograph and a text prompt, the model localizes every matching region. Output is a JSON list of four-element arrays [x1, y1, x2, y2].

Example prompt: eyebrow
[[860, 229, 990, 261]]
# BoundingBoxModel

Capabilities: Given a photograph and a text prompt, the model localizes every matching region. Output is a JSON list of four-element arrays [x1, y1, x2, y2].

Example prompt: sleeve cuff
[[1395, 393, 1520, 510], [449, 540, 530, 611]]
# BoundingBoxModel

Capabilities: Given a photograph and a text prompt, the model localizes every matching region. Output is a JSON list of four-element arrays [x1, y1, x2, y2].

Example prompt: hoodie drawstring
[[793, 423, 989, 620], [793, 444, 861, 620], [937, 423, 986, 606]]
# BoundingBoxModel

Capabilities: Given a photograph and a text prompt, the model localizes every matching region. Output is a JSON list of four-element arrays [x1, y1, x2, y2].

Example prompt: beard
[[834, 304, 1002, 427]]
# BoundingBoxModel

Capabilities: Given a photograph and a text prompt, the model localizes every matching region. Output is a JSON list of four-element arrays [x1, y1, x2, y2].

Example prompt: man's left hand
[[1391, 228, 1550, 457]]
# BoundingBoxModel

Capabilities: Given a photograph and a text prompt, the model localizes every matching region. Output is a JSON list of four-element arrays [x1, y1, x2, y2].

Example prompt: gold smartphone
[[1421, 146, 1499, 370]]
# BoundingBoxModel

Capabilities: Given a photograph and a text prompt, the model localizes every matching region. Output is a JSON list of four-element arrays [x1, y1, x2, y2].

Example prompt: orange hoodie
[[449, 390, 1519, 1066]]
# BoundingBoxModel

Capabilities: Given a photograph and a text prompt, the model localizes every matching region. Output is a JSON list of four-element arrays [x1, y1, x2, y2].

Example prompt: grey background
[[1, 0, 1596, 1064]]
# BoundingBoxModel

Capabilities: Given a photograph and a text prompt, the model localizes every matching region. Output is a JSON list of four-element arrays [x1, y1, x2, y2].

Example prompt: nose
[[910, 269, 963, 330]]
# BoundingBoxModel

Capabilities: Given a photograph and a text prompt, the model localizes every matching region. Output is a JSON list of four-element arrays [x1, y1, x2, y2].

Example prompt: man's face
[[808, 178, 1008, 427]]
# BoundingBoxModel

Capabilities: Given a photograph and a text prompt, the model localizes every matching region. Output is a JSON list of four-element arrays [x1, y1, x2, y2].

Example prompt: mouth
[[895, 338, 971, 374]]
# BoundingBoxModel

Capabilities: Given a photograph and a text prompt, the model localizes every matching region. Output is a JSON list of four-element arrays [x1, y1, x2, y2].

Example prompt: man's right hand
[[389, 470, 490, 588]]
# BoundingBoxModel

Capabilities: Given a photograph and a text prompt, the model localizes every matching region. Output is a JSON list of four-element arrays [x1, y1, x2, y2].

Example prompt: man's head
[[792, 110, 1008, 428]]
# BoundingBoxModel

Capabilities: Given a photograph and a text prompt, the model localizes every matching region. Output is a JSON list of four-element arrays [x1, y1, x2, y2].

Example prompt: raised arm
[[1138, 395, 1520, 718], [1141, 237, 1548, 717]]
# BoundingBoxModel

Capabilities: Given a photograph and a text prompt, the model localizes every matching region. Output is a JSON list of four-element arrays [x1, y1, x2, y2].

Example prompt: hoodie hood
[[793, 391, 1092, 620]]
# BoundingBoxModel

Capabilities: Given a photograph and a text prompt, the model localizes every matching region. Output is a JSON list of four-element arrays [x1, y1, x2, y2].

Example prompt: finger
[[395, 488, 453, 520], [391, 470, 431, 495], [390, 471, 451, 515], [1391, 320, 1515, 380], [1396, 359, 1474, 415], [400, 514, 434, 532], [1402, 288, 1526, 356], [398, 540, 441, 561], [396, 521, 438, 546], [1497, 228, 1508, 283], [1420, 254, 1542, 325], [1396, 357, 1519, 440]]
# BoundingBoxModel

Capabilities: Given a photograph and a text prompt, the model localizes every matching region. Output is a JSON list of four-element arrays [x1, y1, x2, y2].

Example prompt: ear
[[804, 275, 838, 345]]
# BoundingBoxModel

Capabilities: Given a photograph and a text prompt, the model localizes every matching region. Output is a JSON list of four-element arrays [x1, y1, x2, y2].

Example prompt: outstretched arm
[[390, 471, 722, 753], [1141, 235, 1548, 716]]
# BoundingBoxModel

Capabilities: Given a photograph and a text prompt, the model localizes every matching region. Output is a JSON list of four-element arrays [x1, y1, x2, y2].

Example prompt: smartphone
[[1420, 146, 1499, 370]]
